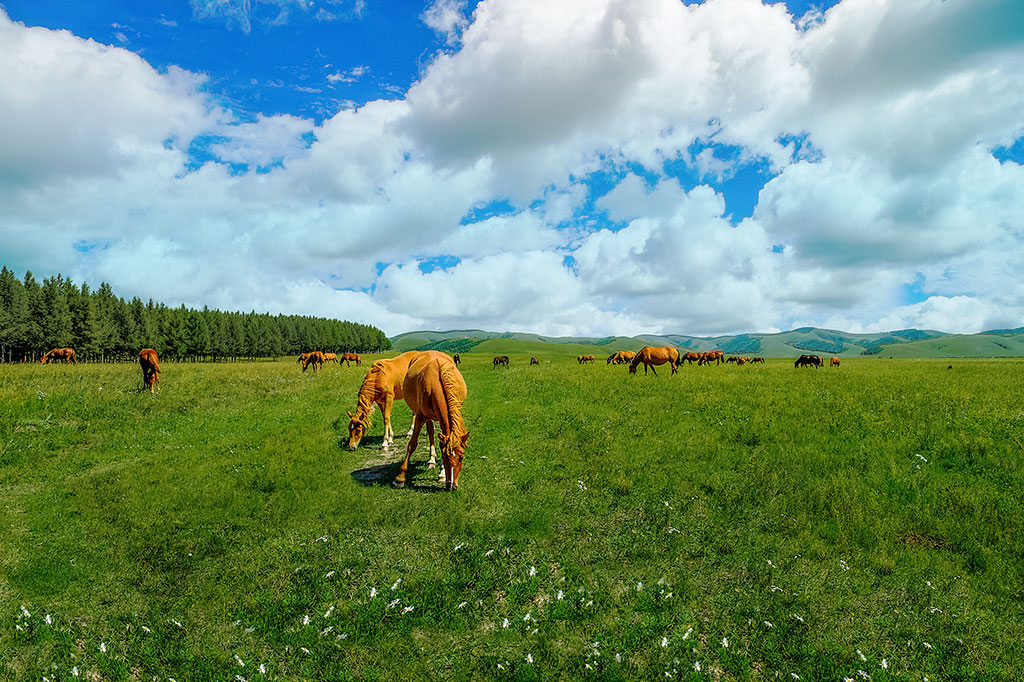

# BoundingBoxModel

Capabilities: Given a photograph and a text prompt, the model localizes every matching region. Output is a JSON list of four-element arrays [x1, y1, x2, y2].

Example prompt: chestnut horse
[[492, 356, 509, 369], [830, 357, 841, 367], [530, 356, 539, 365], [606, 351, 635, 365], [347, 351, 432, 456], [40, 347, 76, 364], [302, 351, 325, 372], [393, 351, 469, 490], [342, 353, 361, 366], [681, 352, 702, 365], [323, 352, 339, 364], [750, 357, 765, 364], [795, 354, 823, 368], [139, 348, 160, 393], [628, 346, 680, 375], [698, 350, 724, 366], [577, 355, 595, 364]]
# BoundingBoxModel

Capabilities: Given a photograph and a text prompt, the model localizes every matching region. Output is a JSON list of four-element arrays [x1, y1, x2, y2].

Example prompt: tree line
[[0, 267, 391, 363]]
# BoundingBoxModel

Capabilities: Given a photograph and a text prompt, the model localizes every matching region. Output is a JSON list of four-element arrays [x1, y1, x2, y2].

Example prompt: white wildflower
[[258, 664, 266, 674], [615, 653, 621, 663], [693, 661, 702, 672], [402, 606, 414, 614], [301, 647, 311, 654], [325, 571, 335, 579], [792, 614, 805, 623], [302, 615, 310, 626], [324, 606, 334, 618], [840, 560, 850, 571], [454, 543, 464, 551], [458, 601, 468, 609], [667, 526, 680, 533], [880, 659, 888, 670], [391, 579, 401, 590], [792, 675, 801, 680], [721, 637, 728, 648], [387, 599, 400, 609], [141, 625, 151, 634], [502, 618, 509, 629], [637, 582, 643, 592], [529, 566, 537, 577], [525, 653, 533, 663], [764, 620, 773, 628], [485, 549, 495, 557], [556, 590, 564, 600], [99, 642, 107, 653], [71, 668, 79, 677], [44, 614, 52, 625], [19, 605, 30, 618], [682, 626, 693, 640], [923, 641, 932, 650], [369, 587, 377, 598], [857, 649, 867, 662], [235, 654, 245, 667], [661, 636, 669, 647]]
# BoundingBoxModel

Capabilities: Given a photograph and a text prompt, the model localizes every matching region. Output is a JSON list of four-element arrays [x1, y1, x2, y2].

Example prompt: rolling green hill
[[389, 326, 1024, 358], [389, 323, 1015, 356]]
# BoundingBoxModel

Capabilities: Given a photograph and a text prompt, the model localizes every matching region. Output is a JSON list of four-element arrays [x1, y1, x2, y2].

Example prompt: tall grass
[[1, 356, 1022, 680]]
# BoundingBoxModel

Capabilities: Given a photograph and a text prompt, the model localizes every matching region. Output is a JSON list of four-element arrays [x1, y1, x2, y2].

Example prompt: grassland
[[2, 350, 1023, 680]]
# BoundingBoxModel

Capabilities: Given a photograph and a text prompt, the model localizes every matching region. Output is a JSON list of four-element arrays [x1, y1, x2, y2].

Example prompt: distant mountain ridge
[[391, 327, 1024, 358]]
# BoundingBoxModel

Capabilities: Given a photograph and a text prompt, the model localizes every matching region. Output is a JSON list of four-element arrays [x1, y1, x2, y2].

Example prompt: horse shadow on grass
[[343, 437, 446, 493]]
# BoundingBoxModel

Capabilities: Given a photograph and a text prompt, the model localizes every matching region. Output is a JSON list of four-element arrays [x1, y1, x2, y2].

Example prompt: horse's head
[[439, 431, 470, 489], [347, 410, 371, 450]]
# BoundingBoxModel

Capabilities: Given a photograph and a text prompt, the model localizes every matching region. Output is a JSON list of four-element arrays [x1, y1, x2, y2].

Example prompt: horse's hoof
[[391, 480, 405, 489]]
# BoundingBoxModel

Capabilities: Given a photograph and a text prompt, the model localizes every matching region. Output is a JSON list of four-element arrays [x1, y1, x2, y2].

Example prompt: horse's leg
[[393, 415, 425, 488], [424, 420, 440, 475], [382, 394, 394, 448], [649, 362, 658, 376]]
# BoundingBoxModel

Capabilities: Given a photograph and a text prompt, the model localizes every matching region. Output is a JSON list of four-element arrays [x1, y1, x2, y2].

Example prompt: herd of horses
[[34, 343, 846, 491], [298, 351, 361, 372]]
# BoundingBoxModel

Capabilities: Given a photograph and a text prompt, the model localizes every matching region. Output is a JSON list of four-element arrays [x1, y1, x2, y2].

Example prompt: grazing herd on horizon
[[34, 342, 848, 492]]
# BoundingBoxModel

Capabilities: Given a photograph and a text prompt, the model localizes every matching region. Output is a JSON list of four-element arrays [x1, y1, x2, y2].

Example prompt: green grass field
[[2, 351, 1023, 680]]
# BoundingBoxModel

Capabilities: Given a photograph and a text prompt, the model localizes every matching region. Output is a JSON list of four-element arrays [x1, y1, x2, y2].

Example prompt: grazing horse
[[628, 346, 680, 375], [347, 351, 430, 454], [302, 351, 325, 372], [795, 354, 823, 368], [736, 357, 748, 365], [453, 353, 461, 366], [606, 351, 635, 365], [393, 351, 469, 491], [750, 357, 765, 364], [530, 356, 539, 365], [681, 352, 702, 365], [139, 348, 160, 393], [40, 347, 76, 364], [726, 356, 738, 364], [341, 352, 361, 366], [830, 357, 841, 367], [492, 356, 510, 369], [323, 352, 339, 364], [577, 355, 595, 364], [698, 350, 724, 366]]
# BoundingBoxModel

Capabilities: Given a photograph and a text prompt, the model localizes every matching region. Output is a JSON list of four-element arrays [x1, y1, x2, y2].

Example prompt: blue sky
[[0, 0, 1021, 336]]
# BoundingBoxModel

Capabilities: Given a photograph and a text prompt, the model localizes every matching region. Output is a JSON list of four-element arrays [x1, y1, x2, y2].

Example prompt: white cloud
[[2, 1, 1023, 338]]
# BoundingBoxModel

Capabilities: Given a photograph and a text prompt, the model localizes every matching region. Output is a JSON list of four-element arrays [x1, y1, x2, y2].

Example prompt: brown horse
[[323, 352, 339, 364], [830, 357, 841, 367], [577, 355, 595, 364], [681, 352, 702, 365], [302, 351, 325, 372], [347, 351, 429, 454], [341, 352, 361, 366], [606, 351, 635, 365], [492, 356, 509, 369], [530, 356, 539, 365], [453, 353, 461, 366], [40, 347, 76, 364], [628, 346, 680, 375], [795, 354, 823, 368], [139, 348, 160, 393], [698, 350, 724, 366], [393, 351, 469, 490], [750, 357, 765, 364]]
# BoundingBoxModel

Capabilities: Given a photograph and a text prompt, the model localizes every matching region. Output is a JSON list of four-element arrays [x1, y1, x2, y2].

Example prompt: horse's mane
[[437, 360, 466, 440], [353, 364, 384, 424]]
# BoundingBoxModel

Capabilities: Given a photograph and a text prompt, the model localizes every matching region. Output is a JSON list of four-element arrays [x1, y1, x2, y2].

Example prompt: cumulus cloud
[[1, 1, 1023, 337]]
